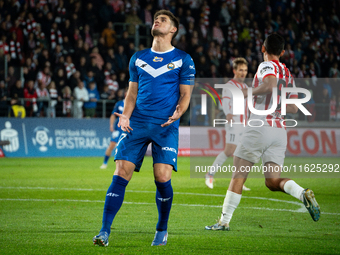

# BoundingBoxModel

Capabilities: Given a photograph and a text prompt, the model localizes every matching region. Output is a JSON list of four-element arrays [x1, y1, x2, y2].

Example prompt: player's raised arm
[[114, 82, 138, 132]]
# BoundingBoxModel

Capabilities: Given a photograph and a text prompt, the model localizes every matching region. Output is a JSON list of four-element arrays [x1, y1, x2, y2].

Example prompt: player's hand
[[110, 125, 114, 132], [161, 105, 181, 127], [114, 112, 133, 132], [242, 88, 248, 98], [226, 114, 234, 122]]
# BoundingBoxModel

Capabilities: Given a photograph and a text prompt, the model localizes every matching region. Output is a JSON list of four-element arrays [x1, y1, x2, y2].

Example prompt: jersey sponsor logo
[[153, 56, 163, 62], [162, 146, 177, 154], [260, 66, 274, 75], [157, 197, 171, 202], [167, 63, 175, 70]]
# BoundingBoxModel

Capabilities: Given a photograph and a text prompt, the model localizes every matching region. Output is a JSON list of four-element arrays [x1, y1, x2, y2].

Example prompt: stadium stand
[[0, 0, 339, 122]]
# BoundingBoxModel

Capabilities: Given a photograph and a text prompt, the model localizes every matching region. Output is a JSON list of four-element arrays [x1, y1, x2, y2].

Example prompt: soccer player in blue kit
[[99, 99, 124, 169], [93, 10, 195, 247]]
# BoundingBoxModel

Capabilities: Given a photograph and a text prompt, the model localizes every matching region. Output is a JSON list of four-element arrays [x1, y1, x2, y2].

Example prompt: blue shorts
[[110, 130, 122, 143], [114, 120, 178, 172]]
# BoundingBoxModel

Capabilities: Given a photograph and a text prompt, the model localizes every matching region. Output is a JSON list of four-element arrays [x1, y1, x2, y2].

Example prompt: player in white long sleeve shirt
[[205, 58, 250, 191]]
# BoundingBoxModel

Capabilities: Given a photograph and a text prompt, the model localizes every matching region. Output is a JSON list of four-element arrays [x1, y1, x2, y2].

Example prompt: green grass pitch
[[1, 156, 339, 254]]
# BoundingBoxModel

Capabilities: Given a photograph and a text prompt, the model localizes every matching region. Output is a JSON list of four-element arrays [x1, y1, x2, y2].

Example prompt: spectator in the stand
[[5, 66, 18, 90], [24, 80, 38, 117], [36, 80, 50, 117], [26, 32, 37, 55], [64, 55, 76, 79], [54, 68, 66, 95], [0, 80, 8, 116], [60, 19, 73, 43], [84, 81, 99, 118], [9, 79, 24, 106], [36, 65, 52, 89], [38, 48, 50, 70], [50, 22, 63, 50], [51, 44, 63, 68], [61, 85, 72, 117], [101, 21, 116, 48], [77, 56, 88, 80], [73, 80, 89, 119], [69, 70, 81, 91], [115, 45, 129, 72], [47, 81, 58, 118], [220, 2, 231, 27], [97, 37, 107, 57], [83, 2, 97, 31], [176, 35, 187, 51], [83, 70, 96, 89], [118, 31, 132, 54], [212, 21, 224, 46], [82, 24, 94, 48], [90, 47, 104, 70], [117, 71, 128, 91], [62, 36, 74, 55], [197, 55, 210, 77], [99, 0, 115, 29], [88, 56, 101, 78], [105, 48, 118, 73], [100, 84, 116, 101], [125, 8, 142, 35], [329, 62, 340, 78]]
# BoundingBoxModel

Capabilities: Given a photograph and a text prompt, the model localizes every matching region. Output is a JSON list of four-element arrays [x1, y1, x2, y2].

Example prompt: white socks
[[209, 151, 228, 176], [220, 190, 242, 225], [283, 180, 304, 202]]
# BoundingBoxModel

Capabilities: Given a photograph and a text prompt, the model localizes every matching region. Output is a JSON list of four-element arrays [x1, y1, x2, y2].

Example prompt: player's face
[[233, 64, 248, 82], [151, 15, 175, 37]]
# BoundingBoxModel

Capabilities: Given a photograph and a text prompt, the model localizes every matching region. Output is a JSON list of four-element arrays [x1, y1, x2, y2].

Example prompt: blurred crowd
[[0, 0, 339, 121]]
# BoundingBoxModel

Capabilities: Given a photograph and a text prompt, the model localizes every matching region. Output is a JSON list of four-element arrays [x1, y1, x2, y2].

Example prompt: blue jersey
[[129, 47, 195, 128], [112, 100, 124, 131]]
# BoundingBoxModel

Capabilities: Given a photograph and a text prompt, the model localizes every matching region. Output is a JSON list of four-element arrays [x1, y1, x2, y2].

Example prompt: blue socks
[[100, 175, 129, 234], [155, 179, 173, 231], [103, 155, 110, 164]]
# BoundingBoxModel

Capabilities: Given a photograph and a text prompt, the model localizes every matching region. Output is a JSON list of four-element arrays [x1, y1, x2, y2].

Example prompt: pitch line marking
[[0, 198, 338, 216], [0, 186, 302, 205], [0, 186, 335, 215]]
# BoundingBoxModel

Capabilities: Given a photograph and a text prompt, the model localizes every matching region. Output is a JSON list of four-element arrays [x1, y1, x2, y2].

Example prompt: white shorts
[[225, 124, 245, 145], [234, 126, 287, 166]]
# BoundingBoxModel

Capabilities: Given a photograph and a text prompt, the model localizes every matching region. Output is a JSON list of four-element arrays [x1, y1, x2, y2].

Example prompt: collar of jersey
[[150, 47, 175, 54]]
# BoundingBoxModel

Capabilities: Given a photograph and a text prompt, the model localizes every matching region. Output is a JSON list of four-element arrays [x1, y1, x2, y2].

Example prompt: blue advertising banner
[[0, 118, 111, 157]]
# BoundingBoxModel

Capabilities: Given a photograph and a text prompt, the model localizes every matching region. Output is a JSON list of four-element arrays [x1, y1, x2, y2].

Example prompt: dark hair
[[264, 33, 285, 56], [154, 10, 179, 39]]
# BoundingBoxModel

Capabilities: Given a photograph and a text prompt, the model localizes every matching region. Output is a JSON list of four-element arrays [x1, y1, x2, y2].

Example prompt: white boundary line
[[0, 186, 338, 215]]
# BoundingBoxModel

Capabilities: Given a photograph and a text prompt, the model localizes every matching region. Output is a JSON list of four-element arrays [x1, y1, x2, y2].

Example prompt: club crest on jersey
[[153, 56, 163, 62], [167, 63, 175, 70]]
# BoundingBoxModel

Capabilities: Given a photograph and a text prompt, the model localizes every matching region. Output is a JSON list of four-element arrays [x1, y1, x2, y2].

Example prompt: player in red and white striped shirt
[[205, 58, 250, 191], [206, 34, 320, 232]]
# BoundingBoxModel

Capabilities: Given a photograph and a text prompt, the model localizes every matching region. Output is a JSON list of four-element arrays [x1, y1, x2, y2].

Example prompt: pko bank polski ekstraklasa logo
[[200, 84, 312, 128], [32, 126, 53, 152]]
